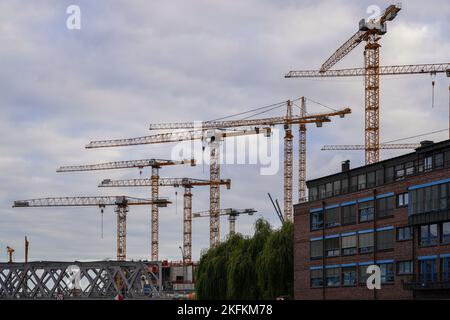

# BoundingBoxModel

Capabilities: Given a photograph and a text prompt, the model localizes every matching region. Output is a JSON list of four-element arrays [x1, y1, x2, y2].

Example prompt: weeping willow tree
[[196, 218, 293, 300]]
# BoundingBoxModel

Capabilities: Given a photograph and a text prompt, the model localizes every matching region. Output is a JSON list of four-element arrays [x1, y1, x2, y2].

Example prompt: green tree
[[196, 218, 293, 300]]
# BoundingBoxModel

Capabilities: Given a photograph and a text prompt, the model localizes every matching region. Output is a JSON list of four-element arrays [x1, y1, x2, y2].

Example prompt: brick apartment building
[[294, 139, 450, 299]]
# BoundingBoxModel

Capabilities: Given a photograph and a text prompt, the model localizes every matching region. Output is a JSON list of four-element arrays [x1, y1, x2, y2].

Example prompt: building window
[[324, 207, 340, 228], [419, 258, 437, 283], [405, 162, 414, 176], [367, 171, 375, 188], [377, 229, 394, 251], [325, 237, 340, 257], [435, 153, 444, 169], [395, 164, 405, 181], [442, 222, 450, 244], [341, 234, 357, 256], [397, 261, 413, 275], [342, 267, 357, 286], [409, 182, 450, 216], [358, 174, 366, 190], [333, 180, 341, 196], [359, 232, 374, 254], [379, 263, 394, 283], [310, 240, 323, 259], [350, 176, 358, 192], [397, 226, 412, 241], [377, 196, 395, 218], [310, 211, 323, 231], [325, 183, 332, 198], [420, 224, 439, 246], [309, 187, 318, 201], [341, 204, 356, 225], [341, 178, 349, 193], [359, 265, 370, 285], [439, 183, 448, 210], [442, 257, 450, 282], [446, 150, 450, 167], [376, 168, 384, 186], [397, 193, 409, 207], [310, 269, 323, 288], [318, 185, 325, 199], [325, 267, 340, 287], [359, 201, 374, 222], [417, 158, 424, 173], [385, 166, 394, 183], [424, 156, 433, 171]]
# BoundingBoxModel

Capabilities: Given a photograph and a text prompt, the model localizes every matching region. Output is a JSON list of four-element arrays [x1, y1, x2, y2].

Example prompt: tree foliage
[[196, 219, 293, 300]]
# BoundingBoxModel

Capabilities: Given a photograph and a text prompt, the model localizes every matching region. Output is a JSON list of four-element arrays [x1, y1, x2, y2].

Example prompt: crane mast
[[13, 196, 170, 261], [299, 97, 307, 203], [283, 100, 294, 221]]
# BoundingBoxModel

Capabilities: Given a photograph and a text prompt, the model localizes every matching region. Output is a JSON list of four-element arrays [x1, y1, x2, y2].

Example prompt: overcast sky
[[0, 0, 449, 263]]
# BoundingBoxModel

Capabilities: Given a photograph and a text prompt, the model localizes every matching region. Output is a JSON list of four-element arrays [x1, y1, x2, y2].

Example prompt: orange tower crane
[[286, 2, 450, 164], [57, 158, 194, 261], [192, 208, 256, 237], [12, 196, 170, 261], [147, 99, 351, 219], [98, 177, 231, 263], [86, 128, 272, 248]]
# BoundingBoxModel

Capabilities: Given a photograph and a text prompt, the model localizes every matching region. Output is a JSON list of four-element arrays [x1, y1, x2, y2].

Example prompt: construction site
[[0, 2, 449, 301]]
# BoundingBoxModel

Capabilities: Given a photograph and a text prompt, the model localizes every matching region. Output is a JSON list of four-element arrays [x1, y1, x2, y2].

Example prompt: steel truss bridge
[[0, 261, 162, 300]]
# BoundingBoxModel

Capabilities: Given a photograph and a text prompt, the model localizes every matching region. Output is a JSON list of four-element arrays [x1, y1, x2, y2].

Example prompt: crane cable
[[383, 128, 448, 144]]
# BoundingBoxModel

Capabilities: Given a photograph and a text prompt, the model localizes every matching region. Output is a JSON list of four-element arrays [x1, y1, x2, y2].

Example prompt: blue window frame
[[359, 201, 374, 222], [310, 269, 323, 288], [342, 267, 357, 286], [397, 226, 413, 241], [420, 224, 438, 246], [442, 257, 450, 282], [419, 258, 437, 283], [397, 261, 413, 275], [310, 210, 323, 231], [325, 267, 340, 287], [379, 263, 394, 283], [442, 222, 450, 244]]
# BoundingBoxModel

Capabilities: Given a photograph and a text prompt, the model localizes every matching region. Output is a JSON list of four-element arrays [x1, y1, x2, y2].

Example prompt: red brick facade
[[294, 154, 450, 300]]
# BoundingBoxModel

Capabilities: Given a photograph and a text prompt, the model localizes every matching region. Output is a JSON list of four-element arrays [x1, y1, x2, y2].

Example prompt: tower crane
[[147, 99, 351, 219], [286, 2, 450, 164], [98, 177, 231, 263], [86, 127, 272, 248], [12, 196, 171, 261], [192, 208, 256, 237], [57, 158, 195, 261]]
